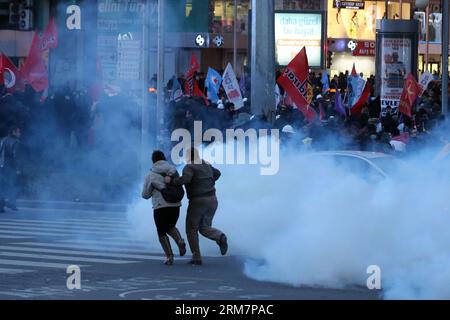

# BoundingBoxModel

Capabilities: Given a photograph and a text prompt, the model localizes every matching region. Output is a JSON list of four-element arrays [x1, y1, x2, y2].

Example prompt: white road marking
[[57, 239, 152, 250], [15, 242, 155, 254], [119, 288, 178, 298], [0, 245, 176, 261], [0, 252, 139, 264], [0, 226, 118, 236], [0, 229, 81, 237], [0, 235, 32, 239], [0, 218, 129, 228], [0, 259, 87, 269], [0, 267, 36, 274], [0, 221, 124, 232]]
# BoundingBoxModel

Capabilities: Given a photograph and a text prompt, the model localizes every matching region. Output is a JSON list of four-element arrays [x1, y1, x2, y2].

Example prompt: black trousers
[[0, 167, 18, 208], [153, 206, 180, 238]]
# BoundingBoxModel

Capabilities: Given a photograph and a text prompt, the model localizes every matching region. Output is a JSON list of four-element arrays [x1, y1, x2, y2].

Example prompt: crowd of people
[[166, 70, 448, 156], [0, 83, 141, 207], [1, 68, 449, 208]]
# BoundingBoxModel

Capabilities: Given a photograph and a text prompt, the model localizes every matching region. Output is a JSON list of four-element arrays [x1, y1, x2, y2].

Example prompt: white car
[[303, 151, 402, 181]]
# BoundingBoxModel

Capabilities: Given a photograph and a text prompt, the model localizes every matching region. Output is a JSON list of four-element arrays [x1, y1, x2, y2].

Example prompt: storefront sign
[[275, 12, 323, 67], [333, 1, 365, 10], [380, 37, 412, 114], [352, 41, 376, 56]]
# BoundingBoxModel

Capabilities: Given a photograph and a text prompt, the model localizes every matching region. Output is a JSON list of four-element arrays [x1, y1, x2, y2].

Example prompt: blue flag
[[321, 72, 329, 93], [170, 76, 183, 102], [205, 67, 222, 103]]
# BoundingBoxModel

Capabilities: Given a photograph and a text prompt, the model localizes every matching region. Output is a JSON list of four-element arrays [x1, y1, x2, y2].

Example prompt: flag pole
[[233, 0, 238, 71], [442, 0, 449, 116], [156, 0, 165, 150]]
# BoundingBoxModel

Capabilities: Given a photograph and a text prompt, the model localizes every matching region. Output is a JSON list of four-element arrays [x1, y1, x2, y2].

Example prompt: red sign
[[352, 41, 376, 56]]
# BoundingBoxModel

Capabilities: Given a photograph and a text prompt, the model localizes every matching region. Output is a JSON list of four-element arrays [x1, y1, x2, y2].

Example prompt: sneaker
[[218, 234, 228, 256]]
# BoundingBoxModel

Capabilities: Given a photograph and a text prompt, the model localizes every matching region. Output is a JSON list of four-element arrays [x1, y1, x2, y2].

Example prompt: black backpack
[[152, 171, 185, 203]]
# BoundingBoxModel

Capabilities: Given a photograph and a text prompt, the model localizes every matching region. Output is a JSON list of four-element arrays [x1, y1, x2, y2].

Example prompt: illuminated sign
[[352, 40, 376, 56], [195, 34, 206, 47], [275, 12, 323, 67], [333, 1, 365, 10]]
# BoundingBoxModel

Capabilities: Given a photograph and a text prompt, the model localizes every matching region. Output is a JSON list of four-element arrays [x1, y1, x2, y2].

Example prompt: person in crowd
[[167, 148, 228, 265], [0, 126, 22, 212], [142, 150, 186, 266]]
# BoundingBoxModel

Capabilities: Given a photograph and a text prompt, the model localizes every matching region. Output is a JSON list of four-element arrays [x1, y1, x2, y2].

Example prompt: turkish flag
[[277, 47, 315, 122], [398, 74, 420, 118], [0, 53, 21, 92]]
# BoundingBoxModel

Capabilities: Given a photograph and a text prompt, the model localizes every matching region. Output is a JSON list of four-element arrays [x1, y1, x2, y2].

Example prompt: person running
[[167, 148, 228, 265], [142, 150, 186, 265]]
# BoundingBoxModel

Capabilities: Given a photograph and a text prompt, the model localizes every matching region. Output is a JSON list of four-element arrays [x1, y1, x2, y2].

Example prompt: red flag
[[277, 47, 315, 122], [0, 53, 21, 92], [193, 80, 210, 106], [392, 132, 410, 144], [21, 31, 49, 92], [40, 17, 58, 51], [89, 56, 104, 103], [350, 82, 372, 115], [184, 53, 200, 95], [351, 63, 358, 77], [398, 74, 420, 118], [21, 18, 58, 93], [319, 102, 326, 121]]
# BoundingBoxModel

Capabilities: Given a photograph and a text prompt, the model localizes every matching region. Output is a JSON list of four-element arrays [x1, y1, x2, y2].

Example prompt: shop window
[[211, 0, 250, 34]]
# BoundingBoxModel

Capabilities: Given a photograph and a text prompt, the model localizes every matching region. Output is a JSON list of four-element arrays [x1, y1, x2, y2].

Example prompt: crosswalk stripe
[[62, 218, 129, 225], [0, 259, 87, 269], [0, 221, 126, 232], [0, 218, 130, 228], [0, 235, 32, 239], [0, 267, 36, 274], [15, 242, 155, 254], [57, 239, 152, 249], [0, 225, 123, 236], [0, 252, 139, 264], [0, 229, 82, 237], [0, 245, 172, 261]]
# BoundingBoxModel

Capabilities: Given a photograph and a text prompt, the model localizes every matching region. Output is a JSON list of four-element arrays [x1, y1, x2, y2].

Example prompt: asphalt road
[[0, 206, 380, 300]]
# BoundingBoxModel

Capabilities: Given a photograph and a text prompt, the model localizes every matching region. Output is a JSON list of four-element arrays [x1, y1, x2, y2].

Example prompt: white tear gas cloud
[[127, 137, 450, 299]]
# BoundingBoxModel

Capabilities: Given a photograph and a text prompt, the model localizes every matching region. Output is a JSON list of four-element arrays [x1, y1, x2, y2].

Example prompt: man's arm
[[212, 166, 221, 181], [172, 165, 194, 186]]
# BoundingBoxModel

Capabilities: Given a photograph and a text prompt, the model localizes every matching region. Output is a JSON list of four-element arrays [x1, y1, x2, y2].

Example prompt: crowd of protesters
[[1, 68, 449, 205], [0, 83, 141, 205], [166, 69, 448, 156]]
